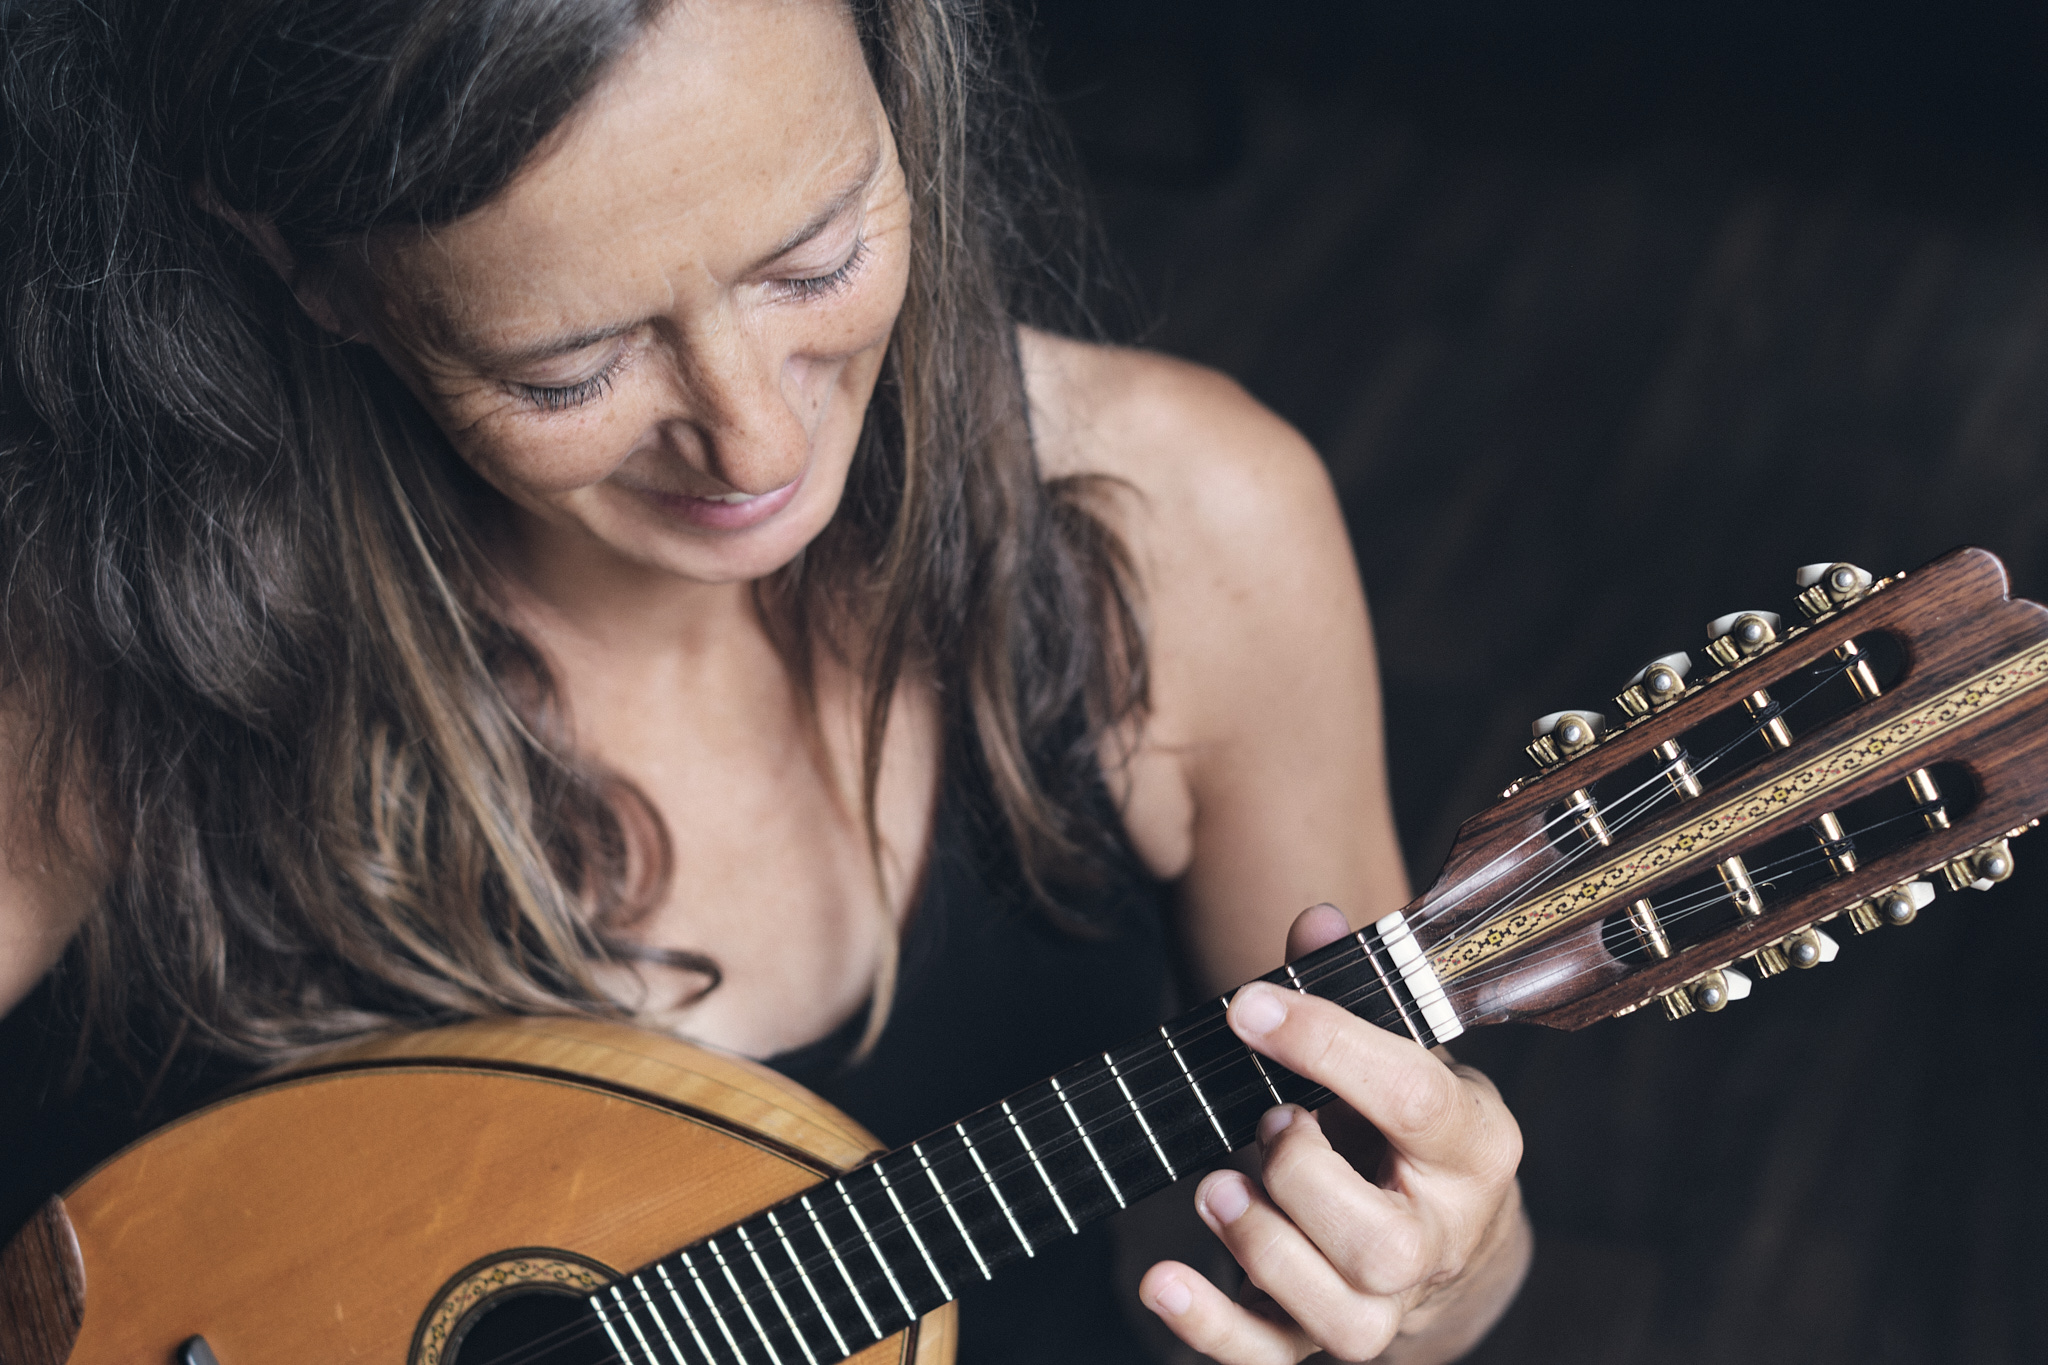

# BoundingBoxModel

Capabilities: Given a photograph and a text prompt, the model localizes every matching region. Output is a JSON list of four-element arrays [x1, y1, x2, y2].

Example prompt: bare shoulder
[[0, 695, 93, 1018], [1020, 331, 1394, 931], [1021, 328, 1345, 592]]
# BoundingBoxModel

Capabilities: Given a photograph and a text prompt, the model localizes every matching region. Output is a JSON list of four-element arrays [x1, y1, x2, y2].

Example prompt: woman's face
[[361, 0, 911, 589]]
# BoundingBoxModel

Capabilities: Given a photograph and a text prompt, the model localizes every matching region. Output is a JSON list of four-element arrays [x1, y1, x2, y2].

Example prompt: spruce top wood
[[8, 546, 2045, 1365]]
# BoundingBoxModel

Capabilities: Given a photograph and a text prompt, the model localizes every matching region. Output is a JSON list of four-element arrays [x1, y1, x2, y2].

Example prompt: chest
[[539, 617, 1192, 1061], [562, 643, 945, 1057]]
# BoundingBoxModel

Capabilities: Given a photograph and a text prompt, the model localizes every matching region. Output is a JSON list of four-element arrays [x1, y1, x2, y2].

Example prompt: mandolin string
[[575, 658, 1880, 1345], [1409, 650, 1859, 946], [1427, 657, 1921, 1004], [481, 795, 1930, 1365], [1370, 688, 1934, 1010], [1357, 650, 1862, 1044], [473, 656, 1888, 1364], [521, 802, 1907, 1365], [571, 700, 1895, 1365], [1453, 801, 1941, 1000]]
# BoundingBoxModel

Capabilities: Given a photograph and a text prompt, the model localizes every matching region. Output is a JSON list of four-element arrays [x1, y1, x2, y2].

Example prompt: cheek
[[798, 248, 912, 367]]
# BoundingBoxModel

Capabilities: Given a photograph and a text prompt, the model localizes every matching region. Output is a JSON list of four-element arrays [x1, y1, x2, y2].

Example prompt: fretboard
[[585, 912, 1461, 1365]]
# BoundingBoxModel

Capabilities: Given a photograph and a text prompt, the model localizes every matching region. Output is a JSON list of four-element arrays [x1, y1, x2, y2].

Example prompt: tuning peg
[[1704, 610, 1783, 668], [1614, 651, 1693, 719], [1526, 709, 1607, 769], [1780, 925, 1840, 969], [1748, 944, 1789, 977], [1795, 561, 1876, 619], [1660, 965, 1753, 1020], [1844, 879, 1936, 933], [1943, 838, 2015, 892], [1694, 966, 1752, 1012]]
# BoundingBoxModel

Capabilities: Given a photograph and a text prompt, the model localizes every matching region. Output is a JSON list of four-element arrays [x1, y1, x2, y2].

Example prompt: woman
[[0, 0, 1530, 1360]]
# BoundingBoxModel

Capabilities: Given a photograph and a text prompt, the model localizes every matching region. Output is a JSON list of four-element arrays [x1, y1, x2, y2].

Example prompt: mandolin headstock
[[1406, 546, 2048, 1031]]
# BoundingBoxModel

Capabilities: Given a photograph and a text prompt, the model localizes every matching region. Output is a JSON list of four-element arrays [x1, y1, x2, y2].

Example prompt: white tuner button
[[1526, 710, 1607, 769], [1782, 925, 1841, 968], [1705, 610, 1782, 667], [1615, 651, 1693, 718], [1796, 562, 1876, 619]]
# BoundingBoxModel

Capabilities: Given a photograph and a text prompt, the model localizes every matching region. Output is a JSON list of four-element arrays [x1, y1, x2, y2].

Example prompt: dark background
[[1030, 3, 2048, 1362]]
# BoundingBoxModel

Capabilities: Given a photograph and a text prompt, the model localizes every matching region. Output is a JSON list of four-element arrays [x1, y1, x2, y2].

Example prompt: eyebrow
[[461, 141, 885, 372]]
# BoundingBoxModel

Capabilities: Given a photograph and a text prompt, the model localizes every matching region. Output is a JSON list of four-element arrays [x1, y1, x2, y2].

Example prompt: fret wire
[[592, 1294, 636, 1365], [1105, 1050, 1178, 1180], [1354, 928, 1427, 1045], [636, 952, 1411, 1354], [768, 1209, 852, 1360], [628, 1272, 691, 1365], [1237, 1016, 1285, 1107], [710, 1238, 784, 1365], [658, 1262, 722, 1365], [737, 1225, 817, 1365], [1161, 1023, 1231, 1150], [873, 1160, 953, 1301], [836, 1178, 917, 1321], [1001, 1099, 1079, 1234], [956, 1120, 1034, 1256], [1049, 1076, 1125, 1209], [802, 1194, 882, 1341], [682, 1250, 751, 1365], [913, 1140, 993, 1279], [610, 1282, 661, 1365]]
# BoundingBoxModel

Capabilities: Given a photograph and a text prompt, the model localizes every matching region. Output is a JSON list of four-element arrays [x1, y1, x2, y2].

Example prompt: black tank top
[[0, 742, 1176, 1364], [766, 741, 1176, 1365]]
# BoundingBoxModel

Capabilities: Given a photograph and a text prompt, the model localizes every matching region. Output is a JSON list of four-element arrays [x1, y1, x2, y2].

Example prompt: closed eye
[[778, 238, 870, 301], [512, 354, 624, 413]]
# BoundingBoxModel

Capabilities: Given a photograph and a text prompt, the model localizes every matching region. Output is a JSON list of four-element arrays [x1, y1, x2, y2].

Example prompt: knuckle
[[1449, 1058, 1506, 1103], [1175, 1296, 1248, 1361], [1370, 1217, 1429, 1288], [1260, 1123, 1322, 1186], [1386, 1060, 1458, 1139], [1323, 1301, 1400, 1362], [1480, 1117, 1526, 1182], [1293, 1004, 1346, 1073]]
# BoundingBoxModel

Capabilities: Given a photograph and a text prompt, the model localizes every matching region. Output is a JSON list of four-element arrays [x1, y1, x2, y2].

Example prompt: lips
[[631, 472, 803, 531]]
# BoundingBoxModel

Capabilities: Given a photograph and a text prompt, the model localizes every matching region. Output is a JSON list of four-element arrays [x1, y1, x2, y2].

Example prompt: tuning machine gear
[[1943, 838, 2015, 892], [1704, 610, 1783, 669], [1779, 925, 1840, 969], [1614, 651, 1693, 720], [1843, 879, 1936, 933], [1527, 709, 1607, 769], [1794, 561, 1876, 620], [1661, 965, 1754, 1020]]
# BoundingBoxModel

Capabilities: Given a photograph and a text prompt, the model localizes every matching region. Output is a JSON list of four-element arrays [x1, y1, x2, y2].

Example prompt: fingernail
[[1151, 1276, 1192, 1316], [1232, 984, 1287, 1037], [1201, 1175, 1251, 1227], [1258, 1106, 1296, 1143]]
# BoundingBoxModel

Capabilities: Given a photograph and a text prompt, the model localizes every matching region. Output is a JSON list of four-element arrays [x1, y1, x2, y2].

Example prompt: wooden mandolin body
[[0, 1017, 954, 1365]]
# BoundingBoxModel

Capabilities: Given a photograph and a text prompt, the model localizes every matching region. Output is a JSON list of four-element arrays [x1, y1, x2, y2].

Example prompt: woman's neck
[[493, 500, 769, 667]]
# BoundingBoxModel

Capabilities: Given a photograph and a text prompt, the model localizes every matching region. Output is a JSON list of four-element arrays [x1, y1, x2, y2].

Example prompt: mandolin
[[7, 545, 2048, 1365]]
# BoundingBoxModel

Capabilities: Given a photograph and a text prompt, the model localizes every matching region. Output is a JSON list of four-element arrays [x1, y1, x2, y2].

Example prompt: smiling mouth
[[630, 473, 805, 531]]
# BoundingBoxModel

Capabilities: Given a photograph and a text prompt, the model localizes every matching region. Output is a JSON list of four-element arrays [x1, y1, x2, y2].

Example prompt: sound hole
[[444, 1288, 602, 1365]]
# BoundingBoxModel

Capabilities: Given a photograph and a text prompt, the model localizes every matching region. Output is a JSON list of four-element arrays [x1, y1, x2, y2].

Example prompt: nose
[[666, 324, 812, 496]]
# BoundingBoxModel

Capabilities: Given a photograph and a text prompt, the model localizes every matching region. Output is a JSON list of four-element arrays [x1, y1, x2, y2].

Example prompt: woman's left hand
[[1140, 905, 1532, 1364]]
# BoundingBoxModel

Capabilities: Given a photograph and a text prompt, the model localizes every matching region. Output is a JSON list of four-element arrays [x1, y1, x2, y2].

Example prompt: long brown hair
[[0, 0, 1144, 1069]]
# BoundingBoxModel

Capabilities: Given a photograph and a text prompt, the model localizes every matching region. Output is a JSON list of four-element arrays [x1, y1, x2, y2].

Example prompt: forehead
[[378, 0, 881, 346]]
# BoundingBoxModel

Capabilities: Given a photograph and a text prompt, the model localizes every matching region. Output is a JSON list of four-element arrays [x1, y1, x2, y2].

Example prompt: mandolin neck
[[585, 910, 1460, 1365]]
